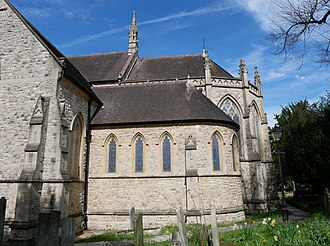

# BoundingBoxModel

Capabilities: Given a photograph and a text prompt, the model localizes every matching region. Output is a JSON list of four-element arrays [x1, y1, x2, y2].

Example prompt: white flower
[[296, 225, 299, 229], [262, 218, 267, 225]]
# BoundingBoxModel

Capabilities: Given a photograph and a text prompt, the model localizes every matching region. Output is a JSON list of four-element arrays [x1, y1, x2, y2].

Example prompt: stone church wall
[[88, 124, 245, 229], [0, 1, 96, 239], [203, 79, 276, 213], [0, 0, 61, 223]]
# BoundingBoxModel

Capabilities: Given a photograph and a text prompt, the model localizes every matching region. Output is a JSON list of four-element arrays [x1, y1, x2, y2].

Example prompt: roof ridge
[[138, 54, 202, 60], [94, 81, 187, 89], [68, 51, 128, 58]]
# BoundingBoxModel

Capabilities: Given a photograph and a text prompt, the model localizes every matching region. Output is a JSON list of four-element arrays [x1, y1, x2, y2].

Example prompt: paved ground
[[287, 204, 310, 221], [75, 205, 310, 245]]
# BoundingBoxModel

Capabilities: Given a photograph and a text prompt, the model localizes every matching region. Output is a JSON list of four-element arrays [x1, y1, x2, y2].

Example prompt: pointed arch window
[[68, 114, 83, 178], [212, 135, 221, 171], [108, 138, 116, 173], [220, 98, 243, 156], [135, 137, 144, 172], [250, 105, 261, 158], [232, 135, 239, 171], [162, 135, 171, 172]]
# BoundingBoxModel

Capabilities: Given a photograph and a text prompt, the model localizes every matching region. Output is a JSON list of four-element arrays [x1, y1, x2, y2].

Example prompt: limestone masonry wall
[[0, 0, 61, 222], [88, 124, 245, 229]]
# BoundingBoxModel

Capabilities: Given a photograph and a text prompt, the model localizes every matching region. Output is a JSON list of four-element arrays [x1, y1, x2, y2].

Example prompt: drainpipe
[[83, 100, 102, 230]]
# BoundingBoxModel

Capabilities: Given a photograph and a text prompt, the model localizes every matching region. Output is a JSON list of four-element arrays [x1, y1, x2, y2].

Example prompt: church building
[[0, 0, 277, 243]]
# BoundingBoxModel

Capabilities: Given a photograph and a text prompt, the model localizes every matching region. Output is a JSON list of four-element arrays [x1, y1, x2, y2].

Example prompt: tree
[[270, 0, 330, 67], [274, 92, 330, 192]]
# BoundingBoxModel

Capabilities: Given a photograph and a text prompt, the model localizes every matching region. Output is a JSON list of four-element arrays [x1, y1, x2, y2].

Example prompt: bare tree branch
[[270, 0, 330, 67]]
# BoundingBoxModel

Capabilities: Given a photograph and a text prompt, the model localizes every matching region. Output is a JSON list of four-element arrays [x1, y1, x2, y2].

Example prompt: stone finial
[[203, 49, 211, 87], [202, 49, 208, 58], [254, 67, 261, 85], [239, 59, 247, 74], [239, 59, 248, 86], [203, 50, 211, 70], [254, 66, 262, 96], [128, 11, 138, 55]]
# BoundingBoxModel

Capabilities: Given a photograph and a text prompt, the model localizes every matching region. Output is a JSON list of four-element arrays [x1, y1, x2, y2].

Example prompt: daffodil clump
[[219, 213, 330, 246]]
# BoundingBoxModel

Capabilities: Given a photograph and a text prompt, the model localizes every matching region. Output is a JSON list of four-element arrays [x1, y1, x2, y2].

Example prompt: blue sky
[[11, 0, 329, 126]]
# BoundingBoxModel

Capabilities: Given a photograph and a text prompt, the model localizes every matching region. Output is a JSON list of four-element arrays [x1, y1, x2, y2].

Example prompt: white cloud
[[139, 2, 237, 26], [234, 0, 276, 31], [294, 75, 306, 80], [265, 70, 285, 81], [22, 7, 53, 19], [244, 44, 268, 67]]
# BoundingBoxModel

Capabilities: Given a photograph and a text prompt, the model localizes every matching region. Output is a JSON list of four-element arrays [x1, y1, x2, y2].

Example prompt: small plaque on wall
[[185, 135, 196, 150]]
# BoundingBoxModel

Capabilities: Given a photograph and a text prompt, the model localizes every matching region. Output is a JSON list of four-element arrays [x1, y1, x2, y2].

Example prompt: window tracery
[[220, 98, 243, 156]]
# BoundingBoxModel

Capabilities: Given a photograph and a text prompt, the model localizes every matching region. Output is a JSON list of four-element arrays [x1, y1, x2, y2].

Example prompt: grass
[[75, 210, 328, 245], [246, 209, 293, 223], [75, 230, 134, 244], [220, 214, 330, 246]]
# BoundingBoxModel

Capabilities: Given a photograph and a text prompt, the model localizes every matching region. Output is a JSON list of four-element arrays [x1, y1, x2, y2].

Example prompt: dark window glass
[[108, 138, 116, 172], [135, 137, 143, 172], [163, 136, 171, 172], [212, 135, 220, 171]]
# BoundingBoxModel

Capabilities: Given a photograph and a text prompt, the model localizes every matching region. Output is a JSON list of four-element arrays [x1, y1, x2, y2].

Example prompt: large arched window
[[162, 135, 171, 172], [232, 134, 239, 172], [212, 133, 222, 171], [220, 98, 243, 156], [108, 137, 117, 173], [135, 136, 144, 172], [68, 114, 83, 178]]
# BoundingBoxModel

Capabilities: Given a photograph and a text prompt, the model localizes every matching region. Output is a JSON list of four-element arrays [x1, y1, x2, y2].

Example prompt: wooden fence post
[[211, 209, 220, 246], [134, 213, 143, 246], [176, 206, 188, 246], [130, 207, 136, 230]]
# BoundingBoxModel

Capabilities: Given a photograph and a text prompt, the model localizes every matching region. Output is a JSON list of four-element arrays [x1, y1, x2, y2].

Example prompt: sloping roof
[[127, 55, 233, 81], [92, 82, 238, 128], [4, 0, 102, 106], [68, 52, 130, 82]]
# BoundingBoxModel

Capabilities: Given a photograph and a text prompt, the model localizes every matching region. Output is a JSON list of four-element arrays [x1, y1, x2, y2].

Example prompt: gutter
[[83, 100, 103, 230]]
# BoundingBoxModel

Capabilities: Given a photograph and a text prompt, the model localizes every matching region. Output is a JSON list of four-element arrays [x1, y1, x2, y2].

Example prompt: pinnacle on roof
[[128, 11, 138, 55]]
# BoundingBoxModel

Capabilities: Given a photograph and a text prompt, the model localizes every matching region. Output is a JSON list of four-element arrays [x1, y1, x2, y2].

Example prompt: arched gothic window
[[68, 114, 83, 178], [212, 134, 221, 171], [220, 98, 242, 156], [250, 105, 261, 158], [232, 135, 239, 171], [108, 138, 116, 172], [135, 136, 144, 172], [162, 135, 171, 172]]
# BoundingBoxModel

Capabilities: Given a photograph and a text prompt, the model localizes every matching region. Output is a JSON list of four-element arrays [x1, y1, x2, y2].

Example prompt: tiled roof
[[68, 52, 130, 82], [127, 55, 233, 81], [92, 82, 238, 128]]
